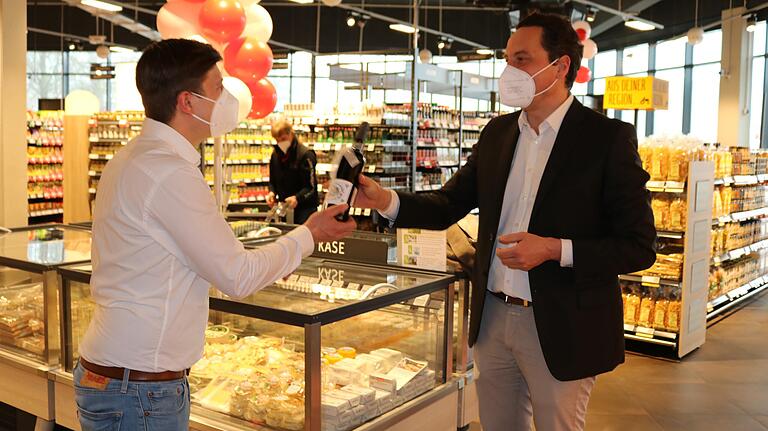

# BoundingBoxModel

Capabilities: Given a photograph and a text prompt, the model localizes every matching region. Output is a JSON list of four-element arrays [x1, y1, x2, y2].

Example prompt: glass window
[[620, 110, 646, 136], [572, 81, 588, 96], [26, 74, 63, 110], [750, 57, 765, 149], [592, 78, 606, 95], [753, 21, 766, 57], [270, 76, 290, 112], [690, 63, 721, 143], [653, 68, 684, 135], [594, 50, 617, 78], [314, 55, 337, 78], [693, 29, 722, 64], [622, 44, 649, 75], [27, 51, 63, 74], [290, 77, 312, 104], [291, 51, 313, 77], [655, 37, 687, 70], [69, 51, 105, 74], [111, 61, 143, 111], [313, 77, 337, 111], [68, 75, 107, 111]]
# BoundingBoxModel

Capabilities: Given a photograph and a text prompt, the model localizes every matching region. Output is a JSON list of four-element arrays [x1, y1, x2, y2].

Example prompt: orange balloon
[[199, 0, 246, 44], [247, 79, 277, 119], [224, 37, 273, 84]]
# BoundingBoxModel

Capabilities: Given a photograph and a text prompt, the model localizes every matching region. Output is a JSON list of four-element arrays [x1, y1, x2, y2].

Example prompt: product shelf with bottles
[[87, 111, 145, 214], [27, 111, 65, 223], [623, 136, 715, 357]]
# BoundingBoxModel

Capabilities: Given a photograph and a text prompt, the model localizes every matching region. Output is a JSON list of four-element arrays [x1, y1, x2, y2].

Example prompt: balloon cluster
[[572, 20, 597, 84], [157, 0, 277, 119]]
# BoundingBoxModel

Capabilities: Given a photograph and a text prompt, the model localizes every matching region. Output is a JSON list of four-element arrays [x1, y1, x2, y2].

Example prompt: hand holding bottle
[[266, 192, 277, 208], [284, 196, 298, 209], [354, 175, 393, 212], [304, 204, 357, 243]]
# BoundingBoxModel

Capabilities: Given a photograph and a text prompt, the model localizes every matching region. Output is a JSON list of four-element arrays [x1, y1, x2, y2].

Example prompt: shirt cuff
[[377, 189, 401, 221], [284, 225, 315, 258], [560, 239, 574, 268]]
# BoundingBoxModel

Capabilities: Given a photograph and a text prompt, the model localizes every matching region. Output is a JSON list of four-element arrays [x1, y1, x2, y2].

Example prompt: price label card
[[635, 326, 655, 338], [641, 276, 660, 286], [368, 165, 376, 173], [367, 144, 375, 152], [412, 295, 430, 307], [624, 324, 636, 332], [335, 144, 342, 151]]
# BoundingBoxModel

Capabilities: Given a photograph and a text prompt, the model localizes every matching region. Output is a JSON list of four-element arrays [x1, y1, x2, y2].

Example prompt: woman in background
[[267, 119, 319, 224]]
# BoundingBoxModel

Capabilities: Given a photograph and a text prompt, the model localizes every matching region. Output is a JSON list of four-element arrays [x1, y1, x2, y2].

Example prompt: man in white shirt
[[356, 13, 655, 431], [74, 39, 355, 431]]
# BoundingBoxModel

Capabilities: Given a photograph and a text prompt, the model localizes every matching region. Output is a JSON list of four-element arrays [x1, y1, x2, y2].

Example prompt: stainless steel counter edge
[[0, 349, 55, 378]]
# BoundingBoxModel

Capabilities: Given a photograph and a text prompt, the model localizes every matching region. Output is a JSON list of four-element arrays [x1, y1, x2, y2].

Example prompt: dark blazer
[[393, 99, 656, 381], [269, 138, 319, 224]]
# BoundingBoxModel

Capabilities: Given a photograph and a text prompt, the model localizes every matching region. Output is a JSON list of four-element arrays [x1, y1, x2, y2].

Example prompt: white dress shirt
[[380, 96, 575, 301], [79, 118, 314, 372]]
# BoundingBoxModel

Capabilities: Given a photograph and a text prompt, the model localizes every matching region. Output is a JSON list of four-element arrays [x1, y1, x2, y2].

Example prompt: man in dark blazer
[[356, 12, 656, 431]]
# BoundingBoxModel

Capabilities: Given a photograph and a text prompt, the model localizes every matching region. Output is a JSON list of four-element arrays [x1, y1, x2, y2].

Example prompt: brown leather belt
[[79, 358, 188, 382], [489, 290, 532, 307]]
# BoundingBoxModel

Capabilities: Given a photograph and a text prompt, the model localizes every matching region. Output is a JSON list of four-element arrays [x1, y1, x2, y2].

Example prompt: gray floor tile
[[584, 414, 663, 431]]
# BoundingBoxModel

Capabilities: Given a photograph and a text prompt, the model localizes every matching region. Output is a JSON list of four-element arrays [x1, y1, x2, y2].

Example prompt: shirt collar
[[140, 118, 202, 166], [518, 94, 575, 135]]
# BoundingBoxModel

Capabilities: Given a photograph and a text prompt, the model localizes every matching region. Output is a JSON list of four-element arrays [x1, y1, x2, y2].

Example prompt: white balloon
[[687, 27, 704, 45], [322, 0, 342, 6], [239, 0, 262, 6], [582, 39, 598, 60], [156, 2, 201, 40], [65, 90, 100, 116], [572, 20, 592, 39], [223, 77, 253, 121], [243, 4, 273, 42]]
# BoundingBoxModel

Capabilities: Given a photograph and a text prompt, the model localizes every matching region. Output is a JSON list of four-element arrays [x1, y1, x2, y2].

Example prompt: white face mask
[[498, 58, 560, 108], [189, 88, 239, 137], [276, 140, 292, 153]]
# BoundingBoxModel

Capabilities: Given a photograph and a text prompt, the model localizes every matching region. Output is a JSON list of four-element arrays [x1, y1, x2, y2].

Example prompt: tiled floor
[[469, 292, 768, 430]]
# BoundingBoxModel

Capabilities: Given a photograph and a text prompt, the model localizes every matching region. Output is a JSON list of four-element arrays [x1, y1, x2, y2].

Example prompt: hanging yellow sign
[[603, 76, 669, 110]]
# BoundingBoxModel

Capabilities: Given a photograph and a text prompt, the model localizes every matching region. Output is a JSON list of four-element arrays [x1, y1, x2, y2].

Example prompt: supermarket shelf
[[89, 137, 129, 144], [28, 209, 63, 217], [623, 331, 677, 347], [28, 159, 63, 165], [27, 141, 62, 147], [88, 171, 102, 177], [416, 184, 442, 192], [316, 163, 410, 175], [204, 140, 273, 146], [27, 195, 62, 200], [619, 274, 681, 288], [92, 120, 143, 126], [28, 177, 63, 183], [707, 275, 768, 320], [88, 154, 114, 160], [657, 230, 685, 240], [206, 178, 270, 186], [228, 196, 267, 204], [646, 181, 686, 193], [712, 206, 768, 225], [204, 159, 270, 166], [712, 239, 768, 265], [416, 144, 459, 149]]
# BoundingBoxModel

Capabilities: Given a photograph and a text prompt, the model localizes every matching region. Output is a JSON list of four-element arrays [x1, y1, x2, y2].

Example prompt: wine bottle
[[324, 122, 370, 221]]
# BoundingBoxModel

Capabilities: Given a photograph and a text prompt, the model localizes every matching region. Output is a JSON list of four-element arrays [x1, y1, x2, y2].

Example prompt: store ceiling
[[26, 0, 768, 55]]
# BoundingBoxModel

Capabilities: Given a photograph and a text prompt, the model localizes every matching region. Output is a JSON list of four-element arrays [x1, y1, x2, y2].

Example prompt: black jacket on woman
[[268, 137, 319, 224]]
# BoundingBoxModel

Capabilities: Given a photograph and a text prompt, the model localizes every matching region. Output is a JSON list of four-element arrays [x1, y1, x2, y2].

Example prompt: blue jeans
[[73, 361, 190, 431]]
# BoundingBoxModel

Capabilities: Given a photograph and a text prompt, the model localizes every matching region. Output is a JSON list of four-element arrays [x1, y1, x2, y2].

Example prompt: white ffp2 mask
[[189, 88, 240, 137], [276, 140, 292, 153], [498, 59, 560, 108]]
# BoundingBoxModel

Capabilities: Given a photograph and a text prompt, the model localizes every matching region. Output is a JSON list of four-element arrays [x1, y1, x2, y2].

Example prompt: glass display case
[[0, 225, 91, 366], [59, 256, 457, 431]]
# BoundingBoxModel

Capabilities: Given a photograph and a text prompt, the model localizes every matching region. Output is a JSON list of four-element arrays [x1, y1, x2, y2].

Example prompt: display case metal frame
[[57, 256, 460, 431], [0, 224, 91, 421]]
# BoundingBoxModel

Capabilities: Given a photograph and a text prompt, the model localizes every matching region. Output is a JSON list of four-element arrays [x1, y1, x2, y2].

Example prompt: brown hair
[[135, 39, 222, 123], [517, 12, 583, 89]]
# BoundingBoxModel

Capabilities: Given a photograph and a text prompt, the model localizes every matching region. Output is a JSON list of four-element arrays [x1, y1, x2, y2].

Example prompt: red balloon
[[575, 66, 592, 83], [247, 79, 277, 119], [575, 28, 588, 41], [199, 0, 246, 45], [224, 37, 274, 84]]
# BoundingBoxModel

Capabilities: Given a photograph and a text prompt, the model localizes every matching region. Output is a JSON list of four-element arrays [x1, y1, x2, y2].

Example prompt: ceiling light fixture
[[346, 13, 357, 27], [389, 24, 417, 34], [585, 7, 597, 23], [476, 48, 494, 55], [109, 45, 135, 53], [746, 14, 757, 33], [287, 0, 315, 4], [625, 19, 656, 31], [80, 0, 123, 12]]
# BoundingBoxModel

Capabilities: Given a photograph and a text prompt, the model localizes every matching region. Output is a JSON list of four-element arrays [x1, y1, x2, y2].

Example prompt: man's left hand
[[496, 232, 561, 271], [285, 196, 299, 209]]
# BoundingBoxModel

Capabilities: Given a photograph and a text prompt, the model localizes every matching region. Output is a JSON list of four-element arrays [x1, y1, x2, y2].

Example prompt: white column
[[0, 0, 28, 227], [717, 7, 753, 148]]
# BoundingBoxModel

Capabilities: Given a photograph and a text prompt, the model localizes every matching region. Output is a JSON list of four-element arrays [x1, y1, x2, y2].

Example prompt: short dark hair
[[136, 39, 222, 123], [517, 12, 582, 89]]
